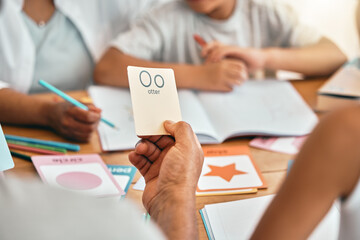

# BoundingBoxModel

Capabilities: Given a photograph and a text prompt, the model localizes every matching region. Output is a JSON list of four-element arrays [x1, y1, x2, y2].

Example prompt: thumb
[[164, 120, 195, 143]]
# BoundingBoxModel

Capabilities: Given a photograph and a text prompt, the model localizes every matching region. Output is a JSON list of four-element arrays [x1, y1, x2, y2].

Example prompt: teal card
[[107, 165, 137, 194], [0, 125, 14, 171]]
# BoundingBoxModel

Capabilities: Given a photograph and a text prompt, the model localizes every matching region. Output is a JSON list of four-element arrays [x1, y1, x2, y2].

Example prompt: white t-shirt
[[111, 0, 322, 65], [339, 178, 360, 239], [0, 177, 165, 240]]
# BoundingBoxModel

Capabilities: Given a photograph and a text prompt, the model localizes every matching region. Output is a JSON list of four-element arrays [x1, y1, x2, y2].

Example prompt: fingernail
[[164, 120, 175, 125]]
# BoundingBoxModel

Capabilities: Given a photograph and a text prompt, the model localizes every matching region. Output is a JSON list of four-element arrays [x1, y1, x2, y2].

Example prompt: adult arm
[[251, 105, 360, 239], [129, 121, 204, 239]]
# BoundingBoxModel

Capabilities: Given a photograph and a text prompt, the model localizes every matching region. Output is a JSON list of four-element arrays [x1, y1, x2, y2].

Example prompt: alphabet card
[[127, 66, 182, 135], [107, 165, 136, 194], [32, 154, 125, 197], [196, 146, 267, 196]]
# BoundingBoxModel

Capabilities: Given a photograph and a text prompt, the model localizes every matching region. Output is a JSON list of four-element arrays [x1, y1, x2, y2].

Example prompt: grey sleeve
[[110, 10, 166, 61], [0, 178, 166, 240]]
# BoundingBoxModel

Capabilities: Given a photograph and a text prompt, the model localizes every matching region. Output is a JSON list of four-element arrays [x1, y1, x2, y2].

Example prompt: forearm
[[252, 105, 360, 239], [149, 189, 198, 240], [0, 88, 53, 126], [94, 48, 206, 89], [264, 38, 347, 76]]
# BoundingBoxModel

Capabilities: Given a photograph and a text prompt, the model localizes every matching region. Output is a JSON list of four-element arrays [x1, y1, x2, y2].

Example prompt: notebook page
[[204, 195, 340, 240], [88, 86, 139, 151], [178, 90, 219, 143], [197, 80, 318, 141]]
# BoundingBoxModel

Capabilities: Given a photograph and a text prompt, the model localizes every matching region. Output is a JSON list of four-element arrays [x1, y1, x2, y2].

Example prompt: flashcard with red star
[[196, 146, 267, 195]]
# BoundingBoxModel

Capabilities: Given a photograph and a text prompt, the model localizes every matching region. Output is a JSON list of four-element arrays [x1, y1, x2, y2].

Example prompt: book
[[200, 195, 340, 240], [0, 125, 14, 171], [196, 146, 265, 196], [107, 165, 136, 194], [316, 58, 360, 112], [32, 154, 125, 197], [89, 80, 318, 151]]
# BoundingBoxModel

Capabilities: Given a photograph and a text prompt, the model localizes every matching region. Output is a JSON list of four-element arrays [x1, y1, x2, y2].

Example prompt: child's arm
[[203, 38, 347, 76], [0, 88, 101, 142], [94, 48, 248, 92], [251, 105, 360, 239]]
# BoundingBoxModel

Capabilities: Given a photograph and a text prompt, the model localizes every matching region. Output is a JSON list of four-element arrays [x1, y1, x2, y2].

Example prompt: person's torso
[[22, 10, 94, 93]]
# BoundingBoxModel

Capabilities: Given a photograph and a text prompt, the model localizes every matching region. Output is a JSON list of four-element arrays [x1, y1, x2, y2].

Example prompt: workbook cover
[[196, 146, 266, 196], [32, 154, 124, 197], [107, 165, 136, 194]]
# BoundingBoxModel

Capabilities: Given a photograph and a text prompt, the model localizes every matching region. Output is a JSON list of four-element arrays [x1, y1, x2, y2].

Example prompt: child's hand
[[47, 102, 101, 142], [202, 41, 267, 72], [199, 59, 248, 92]]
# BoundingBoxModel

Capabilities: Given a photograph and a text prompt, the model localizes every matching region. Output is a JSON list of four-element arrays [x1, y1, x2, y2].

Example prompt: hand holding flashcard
[[127, 66, 182, 136]]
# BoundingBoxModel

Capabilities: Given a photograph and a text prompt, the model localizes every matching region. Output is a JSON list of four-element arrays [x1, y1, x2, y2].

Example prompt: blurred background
[[280, 0, 359, 59]]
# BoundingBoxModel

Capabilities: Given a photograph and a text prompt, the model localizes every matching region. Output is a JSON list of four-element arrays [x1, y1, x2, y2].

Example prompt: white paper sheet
[[202, 195, 340, 240]]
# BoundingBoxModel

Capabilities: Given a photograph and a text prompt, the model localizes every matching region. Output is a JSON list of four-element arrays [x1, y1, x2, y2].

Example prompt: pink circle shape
[[56, 172, 102, 190]]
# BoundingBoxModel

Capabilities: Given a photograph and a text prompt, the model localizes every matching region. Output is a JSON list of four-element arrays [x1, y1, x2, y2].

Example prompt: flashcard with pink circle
[[32, 154, 125, 197]]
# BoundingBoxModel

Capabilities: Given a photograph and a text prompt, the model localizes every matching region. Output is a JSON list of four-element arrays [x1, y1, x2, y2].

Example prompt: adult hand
[[129, 121, 204, 214], [202, 41, 267, 72], [46, 102, 101, 142]]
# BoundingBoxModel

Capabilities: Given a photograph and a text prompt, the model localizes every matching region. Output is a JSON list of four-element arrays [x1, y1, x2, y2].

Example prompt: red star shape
[[204, 163, 247, 182]]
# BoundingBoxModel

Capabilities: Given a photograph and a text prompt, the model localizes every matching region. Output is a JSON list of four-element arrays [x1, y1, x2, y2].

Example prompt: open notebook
[[200, 195, 340, 240], [89, 80, 318, 151]]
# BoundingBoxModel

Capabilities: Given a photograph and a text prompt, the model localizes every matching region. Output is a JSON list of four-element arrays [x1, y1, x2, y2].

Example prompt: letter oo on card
[[127, 66, 182, 136]]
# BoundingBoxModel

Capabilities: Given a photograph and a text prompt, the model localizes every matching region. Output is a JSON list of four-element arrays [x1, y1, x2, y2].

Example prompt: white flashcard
[[127, 66, 182, 135]]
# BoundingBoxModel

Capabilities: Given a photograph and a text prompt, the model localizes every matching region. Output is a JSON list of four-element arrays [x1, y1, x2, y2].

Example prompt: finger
[[135, 140, 162, 163], [201, 41, 221, 58], [67, 107, 101, 124], [129, 151, 152, 176], [193, 34, 207, 48], [163, 121, 199, 147], [88, 104, 102, 114], [62, 116, 98, 134], [139, 135, 175, 150], [154, 135, 175, 149], [138, 135, 163, 143]]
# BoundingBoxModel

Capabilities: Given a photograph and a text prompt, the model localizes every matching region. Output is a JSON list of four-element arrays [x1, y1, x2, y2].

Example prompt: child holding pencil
[[95, 0, 347, 92]]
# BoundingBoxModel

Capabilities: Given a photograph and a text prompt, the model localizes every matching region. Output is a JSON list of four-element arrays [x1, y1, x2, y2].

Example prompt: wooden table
[[3, 78, 326, 239]]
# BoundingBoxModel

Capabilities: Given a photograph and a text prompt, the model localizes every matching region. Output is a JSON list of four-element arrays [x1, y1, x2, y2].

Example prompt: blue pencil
[[5, 134, 80, 152], [38, 80, 118, 130]]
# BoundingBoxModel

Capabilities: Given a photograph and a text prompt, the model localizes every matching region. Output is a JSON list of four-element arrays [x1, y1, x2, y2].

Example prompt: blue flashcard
[[0, 125, 14, 171], [107, 165, 137, 194]]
